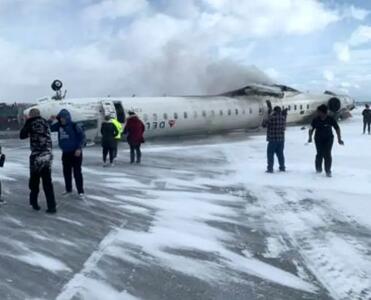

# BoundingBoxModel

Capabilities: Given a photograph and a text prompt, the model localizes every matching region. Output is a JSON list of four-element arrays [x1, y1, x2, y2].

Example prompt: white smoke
[[119, 40, 275, 97]]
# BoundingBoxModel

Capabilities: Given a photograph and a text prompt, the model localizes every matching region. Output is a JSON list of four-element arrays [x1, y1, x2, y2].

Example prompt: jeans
[[29, 165, 56, 210], [62, 152, 84, 194], [267, 141, 285, 172], [315, 137, 334, 174], [130, 144, 141, 163]]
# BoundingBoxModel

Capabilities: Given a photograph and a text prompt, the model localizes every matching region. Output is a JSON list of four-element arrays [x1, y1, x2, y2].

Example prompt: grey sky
[[0, 0, 370, 101]]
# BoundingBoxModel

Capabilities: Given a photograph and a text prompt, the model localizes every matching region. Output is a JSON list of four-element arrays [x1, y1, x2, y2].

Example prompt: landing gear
[[51, 80, 67, 100]]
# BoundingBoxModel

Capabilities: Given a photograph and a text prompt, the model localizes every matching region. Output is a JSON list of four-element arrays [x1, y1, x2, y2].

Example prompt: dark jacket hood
[[57, 109, 72, 124]]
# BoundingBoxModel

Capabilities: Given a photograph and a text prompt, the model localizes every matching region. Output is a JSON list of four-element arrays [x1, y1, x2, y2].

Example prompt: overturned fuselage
[[25, 83, 355, 143]]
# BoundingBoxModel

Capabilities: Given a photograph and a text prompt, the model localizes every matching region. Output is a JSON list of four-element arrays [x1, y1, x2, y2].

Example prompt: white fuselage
[[26, 89, 355, 143]]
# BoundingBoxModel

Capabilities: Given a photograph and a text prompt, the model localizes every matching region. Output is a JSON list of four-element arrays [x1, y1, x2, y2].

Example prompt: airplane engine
[[328, 97, 341, 113]]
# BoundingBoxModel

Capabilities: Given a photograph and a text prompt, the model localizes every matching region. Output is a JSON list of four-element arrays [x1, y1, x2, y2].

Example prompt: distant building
[[0, 103, 33, 131]]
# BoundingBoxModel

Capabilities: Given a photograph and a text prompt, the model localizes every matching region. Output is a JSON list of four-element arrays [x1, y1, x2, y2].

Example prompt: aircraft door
[[113, 101, 126, 123], [102, 101, 117, 118]]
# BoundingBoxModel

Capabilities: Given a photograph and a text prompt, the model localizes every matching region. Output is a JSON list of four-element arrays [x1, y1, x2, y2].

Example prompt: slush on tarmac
[[0, 110, 370, 300]]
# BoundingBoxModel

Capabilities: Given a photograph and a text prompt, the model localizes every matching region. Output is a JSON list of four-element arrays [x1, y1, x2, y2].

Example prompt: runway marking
[[56, 220, 128, 300]]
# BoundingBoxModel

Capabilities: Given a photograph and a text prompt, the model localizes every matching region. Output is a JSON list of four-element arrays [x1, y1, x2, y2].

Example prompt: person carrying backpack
[[50, 109, 86, 199]]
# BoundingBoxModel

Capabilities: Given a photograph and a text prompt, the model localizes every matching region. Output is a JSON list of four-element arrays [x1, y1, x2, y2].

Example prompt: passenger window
[[300, 105, 303, 110], [259, 108, 263, 114], [235, 109, 239, 115], [211, 110, 215, 117], [202, 111, 207, 117], [193, 111, 198, 118], [163, 113, 168, 120], [307, 104, 310, 110], [288, 105, 291, 111], [228, 109, 232, 116], [294, 105, 297, 110], [184, 112, 188, 119], [174, 113, 178, 119], [153, 113, 158, 121], [249, 108, 253, 114], [219, 110, 223, 116], [143, 114, 148, 121]]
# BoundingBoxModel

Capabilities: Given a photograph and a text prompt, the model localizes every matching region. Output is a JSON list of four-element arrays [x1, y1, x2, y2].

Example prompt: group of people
[[0, 102, 365, 212], [100, 111, 145, 166], [265, 104, 344, 177], [9, 108, 145, 214]]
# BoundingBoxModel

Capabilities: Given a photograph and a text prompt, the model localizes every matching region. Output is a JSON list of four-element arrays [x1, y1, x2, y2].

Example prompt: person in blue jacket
[[50, 109, 86, 198]]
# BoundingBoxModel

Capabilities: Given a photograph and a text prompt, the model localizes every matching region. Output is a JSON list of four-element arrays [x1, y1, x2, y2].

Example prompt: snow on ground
[[0, 108, 371, 300], [221, 109, 371, 299]]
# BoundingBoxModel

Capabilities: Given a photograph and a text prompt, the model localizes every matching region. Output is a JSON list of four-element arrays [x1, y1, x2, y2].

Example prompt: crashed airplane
[[25, 80, 355, 143]]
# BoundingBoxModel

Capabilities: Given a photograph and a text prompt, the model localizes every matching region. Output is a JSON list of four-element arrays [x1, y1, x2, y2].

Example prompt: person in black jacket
[[362, 104, 371, 134], [308, 105, 344, 177], [101, 116, 119, 167], [20, 108, 56, 213]]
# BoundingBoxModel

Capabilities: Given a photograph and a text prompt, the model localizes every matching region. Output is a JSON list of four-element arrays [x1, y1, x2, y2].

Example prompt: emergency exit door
[[102, 101, 117, 118]]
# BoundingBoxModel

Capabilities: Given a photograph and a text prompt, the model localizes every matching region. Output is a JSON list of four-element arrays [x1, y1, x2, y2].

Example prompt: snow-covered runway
[[0, 109, 370, 300]]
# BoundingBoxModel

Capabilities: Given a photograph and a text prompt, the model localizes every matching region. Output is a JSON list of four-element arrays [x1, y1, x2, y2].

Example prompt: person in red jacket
[[124, 111, 145, 164]]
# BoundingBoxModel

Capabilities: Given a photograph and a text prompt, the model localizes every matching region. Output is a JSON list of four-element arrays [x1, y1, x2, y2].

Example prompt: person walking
[[124, 111, 145, 164], [111, 117, 123, 158], [308, 104, 344, 177], [101, 115, 119, 167], [265, 106, 288, 173], [0, 146, 6, 205], [362, 104, 371, 134], [20, 108, 57, 213], [50, 109, 86, 198]]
